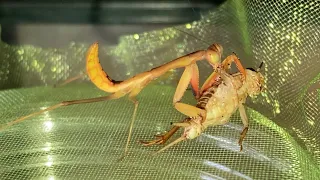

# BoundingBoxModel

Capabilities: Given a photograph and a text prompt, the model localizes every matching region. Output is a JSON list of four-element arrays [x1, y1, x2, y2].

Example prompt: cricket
[[0, 41, 264, 157]]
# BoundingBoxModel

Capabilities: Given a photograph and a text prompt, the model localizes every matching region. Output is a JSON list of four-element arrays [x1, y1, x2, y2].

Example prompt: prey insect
[[141, 60, 265, 154]]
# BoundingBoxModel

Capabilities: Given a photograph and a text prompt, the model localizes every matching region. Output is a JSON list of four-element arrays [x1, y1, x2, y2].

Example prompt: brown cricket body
[[142, 61, 264, 155]]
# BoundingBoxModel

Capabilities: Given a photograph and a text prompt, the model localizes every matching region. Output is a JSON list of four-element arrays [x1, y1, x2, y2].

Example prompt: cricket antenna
[[257, 62, 264, 72], [152, 136, 186, 155], [173, 27, 211, 46]]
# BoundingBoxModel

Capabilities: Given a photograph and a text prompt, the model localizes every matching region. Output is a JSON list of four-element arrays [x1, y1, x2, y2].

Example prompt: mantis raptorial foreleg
[[200, 53, 247, 94], [221, 53, 247, 79]]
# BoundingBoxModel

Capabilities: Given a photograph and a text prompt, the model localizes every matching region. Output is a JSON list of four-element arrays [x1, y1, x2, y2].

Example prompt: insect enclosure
[[0, 0, 319, 179]]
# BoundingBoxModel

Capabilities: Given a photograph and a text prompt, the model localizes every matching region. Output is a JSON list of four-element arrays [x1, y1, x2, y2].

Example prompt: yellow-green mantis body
[[0, 42, 264, 157]]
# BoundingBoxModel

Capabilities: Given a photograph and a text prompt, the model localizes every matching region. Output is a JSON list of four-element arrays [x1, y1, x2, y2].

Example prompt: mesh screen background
[[0, 0, 319, 179]]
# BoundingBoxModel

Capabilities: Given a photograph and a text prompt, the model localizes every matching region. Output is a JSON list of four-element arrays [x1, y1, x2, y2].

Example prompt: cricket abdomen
[[201, 80, 240, 127], [196, 87, 216, 109]]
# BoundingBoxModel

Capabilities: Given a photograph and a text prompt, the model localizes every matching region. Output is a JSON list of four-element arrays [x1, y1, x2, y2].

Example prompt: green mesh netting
[[0, 0, 319, 179]]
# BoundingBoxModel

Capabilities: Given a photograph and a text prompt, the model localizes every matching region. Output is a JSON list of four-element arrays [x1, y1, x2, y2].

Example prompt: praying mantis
[[0, 41, 264, 157]]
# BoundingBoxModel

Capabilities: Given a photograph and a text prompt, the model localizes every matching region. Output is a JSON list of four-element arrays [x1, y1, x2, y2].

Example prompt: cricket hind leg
[[140, 126, 180, 146], [140, 118, 191, 146], [0, 91, 127, 131]]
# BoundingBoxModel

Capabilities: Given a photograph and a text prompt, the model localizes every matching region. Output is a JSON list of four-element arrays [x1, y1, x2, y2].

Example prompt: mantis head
[[206, 44, 223, 68]]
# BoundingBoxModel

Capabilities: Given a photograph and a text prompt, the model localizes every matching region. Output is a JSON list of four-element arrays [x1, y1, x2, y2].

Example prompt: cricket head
[[184, 120, 203, 139], [245, 62, 265, 97], [152, 119, 204, 155], [173, 118, 204, 140]]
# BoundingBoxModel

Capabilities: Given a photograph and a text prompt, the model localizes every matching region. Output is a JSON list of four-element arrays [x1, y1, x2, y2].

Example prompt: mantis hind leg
[[118, 86, 144, 160], [0, 91, 127, 131]]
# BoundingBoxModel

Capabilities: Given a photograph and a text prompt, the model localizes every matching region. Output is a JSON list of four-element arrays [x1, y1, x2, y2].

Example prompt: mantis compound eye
[[206, 49, 221, 68]]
